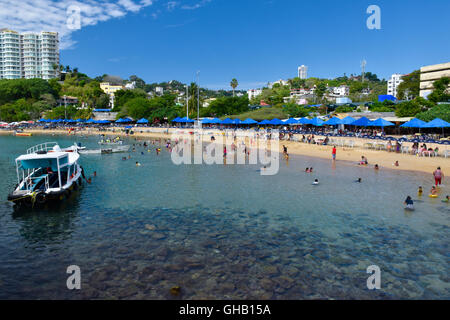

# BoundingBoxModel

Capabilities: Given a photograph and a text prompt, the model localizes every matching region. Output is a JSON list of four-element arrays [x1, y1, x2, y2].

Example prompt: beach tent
[[298, 117, 312, 125], [283, 118, 299, 125], [341, 116, 356, 125], [368, 118, 395, 127], [269, 118, 284, 125], [241, 118, 258, 125], [323, 117, 343, 125], [258, 119, 271, 125], [349, 117, 371, 127], [400, 118, 427, 128], [221, 118, 234, 125], [137, 118, 149, 124], [310, 117, 324, 126]]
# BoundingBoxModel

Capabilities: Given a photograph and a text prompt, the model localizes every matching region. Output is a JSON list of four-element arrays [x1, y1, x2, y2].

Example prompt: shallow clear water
[[0, 134, 448, 299]]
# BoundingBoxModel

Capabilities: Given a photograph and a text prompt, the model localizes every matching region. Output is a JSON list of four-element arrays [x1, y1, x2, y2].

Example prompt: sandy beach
[[2, 128, 449, 175]]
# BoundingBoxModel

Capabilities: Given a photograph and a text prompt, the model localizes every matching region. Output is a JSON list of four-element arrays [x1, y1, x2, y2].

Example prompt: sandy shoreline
[[2, 128, 449, 176]]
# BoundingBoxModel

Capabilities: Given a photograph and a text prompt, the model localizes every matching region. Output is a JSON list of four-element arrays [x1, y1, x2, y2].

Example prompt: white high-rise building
[[387, 73, 404, 98], [0, 29, 59, 80], [298, 65, 308, 79]]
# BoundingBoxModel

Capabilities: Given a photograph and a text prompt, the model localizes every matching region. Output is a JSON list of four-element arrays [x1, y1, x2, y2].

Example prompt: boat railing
[[24, 173, 49, 192], [27, 142, 58, 154]]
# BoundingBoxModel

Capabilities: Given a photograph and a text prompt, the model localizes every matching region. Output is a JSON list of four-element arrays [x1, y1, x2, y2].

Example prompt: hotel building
[[0, 29, 60, 80]]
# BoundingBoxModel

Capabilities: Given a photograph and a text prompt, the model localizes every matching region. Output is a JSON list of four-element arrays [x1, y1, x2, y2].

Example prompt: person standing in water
[[332, 146, 337, 161], [433, 167, 443, 186], [404, 196, 414, 210]]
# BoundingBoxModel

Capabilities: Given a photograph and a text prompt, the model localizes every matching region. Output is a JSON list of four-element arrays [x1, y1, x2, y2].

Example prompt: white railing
[[27, 142, 58, 154]]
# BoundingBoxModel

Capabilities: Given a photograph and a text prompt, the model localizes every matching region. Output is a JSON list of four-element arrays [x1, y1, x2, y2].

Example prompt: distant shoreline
[[1, 128, 449, 176]]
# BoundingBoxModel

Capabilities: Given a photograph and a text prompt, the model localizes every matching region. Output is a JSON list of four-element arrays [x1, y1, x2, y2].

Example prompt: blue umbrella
[[323, 117, 343, 125], [137, 118, 149, 124], [258, 119, 271, 125], [210, 118, 222, 124], [298, 117, 312, 125], [86, 119, 96, 123], [172, 117, 181, 122], [269, 118, 284, 125], [400, 118, 427, 128], [124, 125, 133, 129], [241, 118, 258, 125], [422, 118, 450, 128], [368, 118, 395, 127], [232, 119, 242, 125], [283, 118, 299, 125], [310, 117, 324, 126], [350, 117, 371, 127], [201, 118, 211, 124], [341, 116, 356, 125], [221, 118, 234, 125]]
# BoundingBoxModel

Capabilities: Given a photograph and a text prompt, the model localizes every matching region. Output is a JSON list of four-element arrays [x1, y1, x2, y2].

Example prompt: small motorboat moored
[[8, 142, 84, 207]]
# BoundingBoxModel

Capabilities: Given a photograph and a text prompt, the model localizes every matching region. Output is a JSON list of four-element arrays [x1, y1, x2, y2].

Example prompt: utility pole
[[64, 95, 67, 119], [186, 84, 189, 119], [196, 71, 200, 122]]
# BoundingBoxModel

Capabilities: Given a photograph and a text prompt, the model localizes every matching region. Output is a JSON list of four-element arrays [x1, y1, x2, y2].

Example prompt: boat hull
[[8, 177, 82, 207]]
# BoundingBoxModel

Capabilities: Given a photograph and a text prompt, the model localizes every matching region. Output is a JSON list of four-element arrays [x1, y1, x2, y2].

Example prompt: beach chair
[[401, 146, 409, 154], [444, 150, 450, 158]]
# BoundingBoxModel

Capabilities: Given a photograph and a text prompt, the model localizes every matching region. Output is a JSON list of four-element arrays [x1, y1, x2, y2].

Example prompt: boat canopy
[[16, 152, 78, 170]]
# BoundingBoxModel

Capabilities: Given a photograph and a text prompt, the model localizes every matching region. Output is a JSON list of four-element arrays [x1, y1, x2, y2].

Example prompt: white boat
[[79, 145, 130, 154], [98, 138, 123, 146], [8, 142, 85, 207]]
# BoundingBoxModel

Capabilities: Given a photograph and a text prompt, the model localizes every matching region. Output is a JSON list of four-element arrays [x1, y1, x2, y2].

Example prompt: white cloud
[[0, 0, 154, 50], [181, 0, 211, 10], [166, 1, 178, 11]]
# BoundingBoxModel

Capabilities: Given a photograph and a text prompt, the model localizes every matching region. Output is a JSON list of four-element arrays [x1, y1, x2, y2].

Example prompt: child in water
[[313, 179, 319, 185], [374, 164, 379, 170], [355, 178, 362, 183], [417, 186, 423, 196], [442, 195, 449, 203], [430, 186, 438, 196], [404, 196, 414, 210], [136, 162, 141, 167]]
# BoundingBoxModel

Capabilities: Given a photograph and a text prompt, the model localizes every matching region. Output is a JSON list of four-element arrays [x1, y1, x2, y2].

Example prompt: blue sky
[[2, 0, 449, 89]]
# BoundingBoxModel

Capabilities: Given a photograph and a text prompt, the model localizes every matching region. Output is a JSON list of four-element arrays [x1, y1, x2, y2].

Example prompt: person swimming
[[430, 186, 438, 195], [355, 178, 362, 183], [442, 195, 449, 203], [404, 196, 414, 210], [305, 167, 310, 173], [136, 162, 141, 167], [374, 164, 379, 170], [313, 179, 319, 185], [418, 186, 423, 196]]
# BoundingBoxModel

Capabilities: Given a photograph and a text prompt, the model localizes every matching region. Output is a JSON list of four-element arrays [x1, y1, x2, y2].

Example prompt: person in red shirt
[[332, 146, 337, 160]]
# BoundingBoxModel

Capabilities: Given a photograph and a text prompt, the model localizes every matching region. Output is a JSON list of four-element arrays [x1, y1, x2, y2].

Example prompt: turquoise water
[[0, 134, 448, 299]]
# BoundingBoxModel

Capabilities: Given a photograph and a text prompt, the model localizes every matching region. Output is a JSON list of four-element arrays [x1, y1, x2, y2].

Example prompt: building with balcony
[[0, 29, 59, 80], [420, 62, 450, 99], [387, 73, 404, 98]]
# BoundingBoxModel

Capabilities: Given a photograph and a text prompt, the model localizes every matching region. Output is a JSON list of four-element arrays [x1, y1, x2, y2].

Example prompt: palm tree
[[230, 78, 238, 97]]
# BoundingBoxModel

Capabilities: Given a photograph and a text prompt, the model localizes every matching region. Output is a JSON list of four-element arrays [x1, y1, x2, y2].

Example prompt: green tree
[[230, 78, 238, 97], [427, 77, 450, 103], [397, 70, 420, 100], [416, 104, 450, 122]]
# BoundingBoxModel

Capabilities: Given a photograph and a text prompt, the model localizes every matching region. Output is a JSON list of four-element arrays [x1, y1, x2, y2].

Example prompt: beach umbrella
[[368, 118, 395, 127], [221, 118, 234, 125], [422, 118, 450, 128], [232, 119, 242, 125], [341, 116, 356, 125], [422, 118, 450, 135], [124, 125, 133, 129], [241, 118, 258, 125], [400, 118, 427, 128], [349, 117, 371, 127], [323, 117, 343, 125], [269, 118, 284, 125], [283, 118, 299, 125], [172, 117, 181, 122], [201, 118, 211, 124], [310, 117, 324, 126], [137, 118, 149, 124], [298, 117, 312, 125], [86, 119, 96, 123], [210, 118, 222, 124], [258, 119, 271, 125]]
